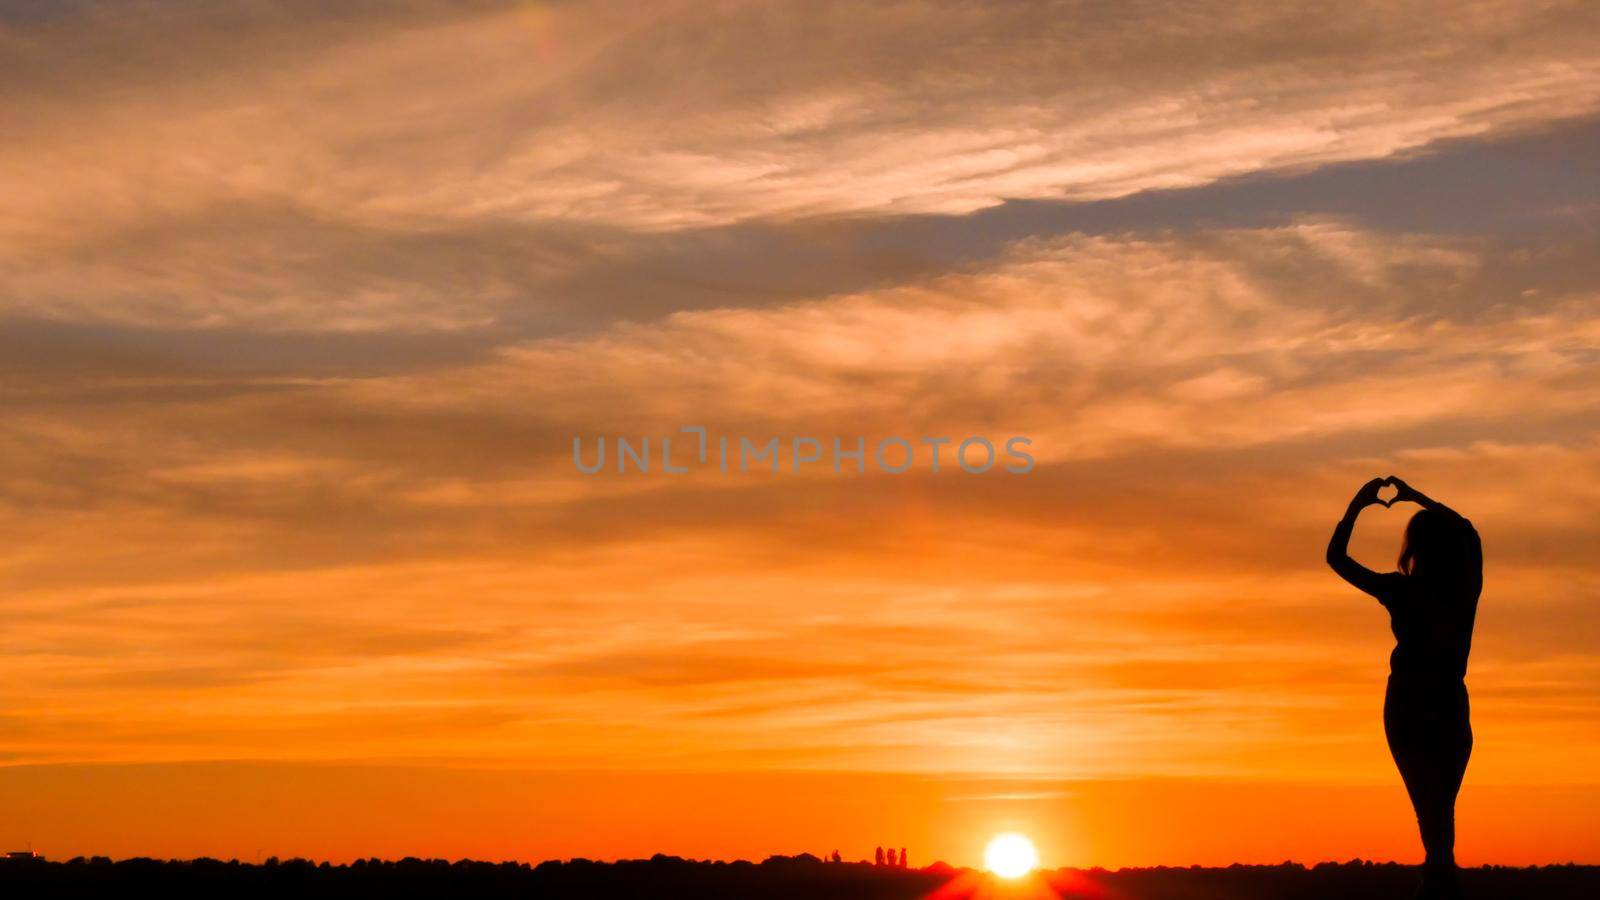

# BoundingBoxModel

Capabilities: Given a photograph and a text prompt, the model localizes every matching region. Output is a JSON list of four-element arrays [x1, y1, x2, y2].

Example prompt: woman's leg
[[1421, 688, 1471, 872], [1384, 680, 1431, 855], [1386, 679, 1472, 896]]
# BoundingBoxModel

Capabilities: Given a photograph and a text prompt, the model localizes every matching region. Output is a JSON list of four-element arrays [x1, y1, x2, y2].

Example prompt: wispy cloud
[[3, 218, 1597, 784], [3, 1, 1599, 328]]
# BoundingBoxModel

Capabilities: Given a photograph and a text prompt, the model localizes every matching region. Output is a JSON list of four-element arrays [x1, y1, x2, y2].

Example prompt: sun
[[983, 832, 1039, 879]]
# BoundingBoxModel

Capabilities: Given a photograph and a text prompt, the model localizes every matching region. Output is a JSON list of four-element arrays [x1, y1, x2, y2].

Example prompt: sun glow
[[984, 833, 1039, 878]]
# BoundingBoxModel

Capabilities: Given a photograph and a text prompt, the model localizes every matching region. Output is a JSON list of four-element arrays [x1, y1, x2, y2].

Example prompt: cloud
[[356, 220, 1599, 463], [2, 217, 1598, 779], [3, 1, 1599, 329]]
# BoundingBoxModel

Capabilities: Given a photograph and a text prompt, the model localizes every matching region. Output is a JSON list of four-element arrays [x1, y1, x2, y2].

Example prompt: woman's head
[[1398, 508, 1473, 578]]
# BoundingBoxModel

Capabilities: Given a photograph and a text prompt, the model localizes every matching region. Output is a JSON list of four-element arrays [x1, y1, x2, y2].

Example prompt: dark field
[[3, 854, 1596, 899]]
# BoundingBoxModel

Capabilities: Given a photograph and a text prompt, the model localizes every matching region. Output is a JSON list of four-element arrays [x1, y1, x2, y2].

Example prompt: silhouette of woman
[[1327, 476, 1480, 899]]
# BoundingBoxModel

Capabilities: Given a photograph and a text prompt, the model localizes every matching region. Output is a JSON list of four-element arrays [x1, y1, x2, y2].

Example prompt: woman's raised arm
[[1386, 475, 1461, 519], [1327, 477, 1392, 599], [1387, 475, 1482, 594]]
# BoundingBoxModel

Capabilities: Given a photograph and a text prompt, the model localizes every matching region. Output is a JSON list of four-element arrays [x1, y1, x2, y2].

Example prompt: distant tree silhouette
[[830, 850, 842, 864], [899, 848, 908, 869], [3, 856, 1598, 900], [874, 847, 884, 866]]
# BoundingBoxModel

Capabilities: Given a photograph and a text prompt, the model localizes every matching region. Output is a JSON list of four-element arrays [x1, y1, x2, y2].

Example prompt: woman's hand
[[1347, 477, 1388, 515], [1384, 475, 1451, 516], [1384, 475, 1423, 506]]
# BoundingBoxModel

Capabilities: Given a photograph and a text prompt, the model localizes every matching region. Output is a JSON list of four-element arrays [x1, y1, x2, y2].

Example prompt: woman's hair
[[1398, 508, 1474, 578]]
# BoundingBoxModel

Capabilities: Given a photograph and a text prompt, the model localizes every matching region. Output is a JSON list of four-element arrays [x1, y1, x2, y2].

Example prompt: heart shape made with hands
[[1376, 481, 1400, 507]]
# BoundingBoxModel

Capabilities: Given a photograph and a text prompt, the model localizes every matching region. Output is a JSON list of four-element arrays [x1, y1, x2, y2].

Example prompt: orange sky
[[2, 0, 1599, 869]]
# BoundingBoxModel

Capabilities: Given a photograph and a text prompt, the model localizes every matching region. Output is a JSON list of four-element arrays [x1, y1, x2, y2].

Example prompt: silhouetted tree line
[[2, 854, 1597, 900], [872, 846, 908, 868]]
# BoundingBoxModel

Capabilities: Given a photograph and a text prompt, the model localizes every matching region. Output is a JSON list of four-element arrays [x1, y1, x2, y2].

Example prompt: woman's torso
[[1381, 575, 1479, 683]]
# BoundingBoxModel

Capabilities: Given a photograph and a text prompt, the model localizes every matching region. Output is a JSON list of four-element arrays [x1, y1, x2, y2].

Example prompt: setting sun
[[984, 833, 1040, 879]]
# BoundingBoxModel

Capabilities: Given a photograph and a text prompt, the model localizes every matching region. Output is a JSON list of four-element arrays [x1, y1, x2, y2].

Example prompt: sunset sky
[[3, 0, 1600, 869]]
